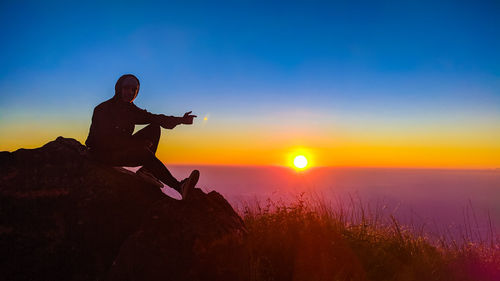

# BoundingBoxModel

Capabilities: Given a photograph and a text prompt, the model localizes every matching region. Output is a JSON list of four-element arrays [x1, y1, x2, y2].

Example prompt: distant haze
[[165, 166, 500, 241]]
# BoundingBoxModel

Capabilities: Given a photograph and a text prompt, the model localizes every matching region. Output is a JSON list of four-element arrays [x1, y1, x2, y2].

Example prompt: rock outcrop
[[107, 188, 248, 281], [0, 137, 248, 281]]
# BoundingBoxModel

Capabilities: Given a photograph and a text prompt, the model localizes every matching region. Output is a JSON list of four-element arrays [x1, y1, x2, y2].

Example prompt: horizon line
[[162, 163, 500, 172]]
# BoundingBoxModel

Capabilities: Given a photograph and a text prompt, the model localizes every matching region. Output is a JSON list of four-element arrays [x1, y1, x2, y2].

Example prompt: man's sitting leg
[[141, 153, 182, 191], [126, 141, 200, 199], [132, 124, 161, 154]]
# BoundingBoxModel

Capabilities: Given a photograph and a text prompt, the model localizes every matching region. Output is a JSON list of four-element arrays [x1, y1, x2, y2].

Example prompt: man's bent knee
[[146, 123, 161, 133], [146, 124, 161, 142]]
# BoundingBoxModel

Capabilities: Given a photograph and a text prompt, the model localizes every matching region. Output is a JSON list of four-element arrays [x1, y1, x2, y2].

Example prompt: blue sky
[[1, 1, 499, 109]]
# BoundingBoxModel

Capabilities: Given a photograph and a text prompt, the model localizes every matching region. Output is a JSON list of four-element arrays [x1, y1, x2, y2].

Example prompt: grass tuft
[[240, 194, 500, 281]]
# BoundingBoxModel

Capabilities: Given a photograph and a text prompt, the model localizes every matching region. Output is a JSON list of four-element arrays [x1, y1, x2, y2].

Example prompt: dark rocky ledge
[[0, 137, 248, 281]]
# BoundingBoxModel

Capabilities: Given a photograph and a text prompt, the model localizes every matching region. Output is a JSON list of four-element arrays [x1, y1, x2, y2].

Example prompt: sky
[[0, 0, 499, 169]]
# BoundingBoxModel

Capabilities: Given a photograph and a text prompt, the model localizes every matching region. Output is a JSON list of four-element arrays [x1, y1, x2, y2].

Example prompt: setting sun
[[287, 148, 314, 170], [293, 155, 308, 169]]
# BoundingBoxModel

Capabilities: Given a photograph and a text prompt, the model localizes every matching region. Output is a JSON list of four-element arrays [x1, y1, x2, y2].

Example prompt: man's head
[[114, 74, 140, 103]]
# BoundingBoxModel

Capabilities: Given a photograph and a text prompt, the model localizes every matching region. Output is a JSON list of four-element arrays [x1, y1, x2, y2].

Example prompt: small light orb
[[204, 117, 208, 121], [293, 155, 308, 169]]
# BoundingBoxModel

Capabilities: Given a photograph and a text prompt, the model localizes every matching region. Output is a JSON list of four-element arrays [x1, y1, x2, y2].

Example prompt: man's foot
[[179, 170, 200, 199]]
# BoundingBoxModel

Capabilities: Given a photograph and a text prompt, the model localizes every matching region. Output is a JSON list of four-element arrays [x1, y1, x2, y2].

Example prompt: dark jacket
[[85, 98, 180, 150]]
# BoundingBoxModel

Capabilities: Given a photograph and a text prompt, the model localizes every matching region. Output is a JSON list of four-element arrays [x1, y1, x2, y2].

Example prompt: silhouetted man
[[86, 74, 199, 198]]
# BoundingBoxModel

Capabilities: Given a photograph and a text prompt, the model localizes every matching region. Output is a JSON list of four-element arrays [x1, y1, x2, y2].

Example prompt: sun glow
[[287, 148, 314, 171], [294, 155, 308, 169]]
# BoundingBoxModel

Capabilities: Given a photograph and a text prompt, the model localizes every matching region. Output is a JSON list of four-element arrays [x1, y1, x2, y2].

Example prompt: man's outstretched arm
[[131, 104, 196, 129], [157, 111, 197, 129]]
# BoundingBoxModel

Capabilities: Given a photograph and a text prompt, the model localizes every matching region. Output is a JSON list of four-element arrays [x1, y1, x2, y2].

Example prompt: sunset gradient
[[1, 1, 499, 169]]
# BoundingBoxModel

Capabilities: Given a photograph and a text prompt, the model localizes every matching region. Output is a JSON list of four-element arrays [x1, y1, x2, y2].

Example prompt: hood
[[113, 74, 141, 101]]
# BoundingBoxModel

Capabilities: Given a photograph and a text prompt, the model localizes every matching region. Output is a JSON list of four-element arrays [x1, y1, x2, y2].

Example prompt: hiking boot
[[179, 170, 200, 199]]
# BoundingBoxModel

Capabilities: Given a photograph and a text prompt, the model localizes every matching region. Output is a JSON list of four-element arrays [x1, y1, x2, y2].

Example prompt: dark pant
[[92, 124, 180, 190]]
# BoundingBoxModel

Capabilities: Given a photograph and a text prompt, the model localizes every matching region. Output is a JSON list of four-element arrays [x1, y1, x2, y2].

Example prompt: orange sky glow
[[2, 113, 499, 170]]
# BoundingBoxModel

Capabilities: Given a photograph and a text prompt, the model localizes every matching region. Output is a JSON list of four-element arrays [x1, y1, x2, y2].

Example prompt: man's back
[[86, 99, 136, 150]]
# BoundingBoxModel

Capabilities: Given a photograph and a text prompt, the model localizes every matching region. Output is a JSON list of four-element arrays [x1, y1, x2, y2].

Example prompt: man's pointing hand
[[182, 111, 197, 125]]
